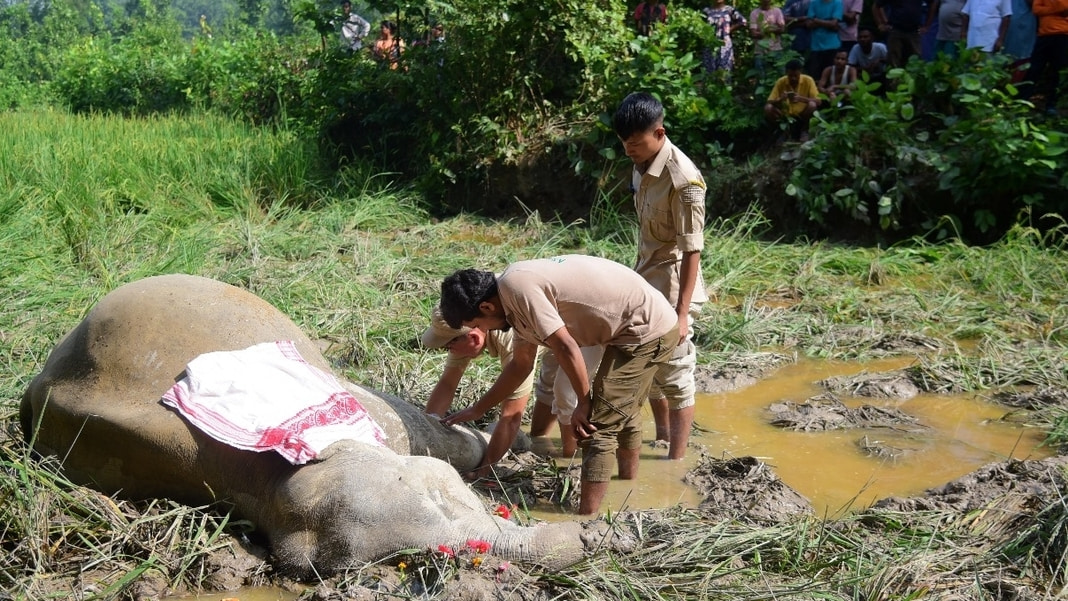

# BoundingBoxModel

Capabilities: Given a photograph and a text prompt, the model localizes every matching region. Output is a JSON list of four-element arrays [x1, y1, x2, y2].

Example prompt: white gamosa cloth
[[162, 341, 386, 464]]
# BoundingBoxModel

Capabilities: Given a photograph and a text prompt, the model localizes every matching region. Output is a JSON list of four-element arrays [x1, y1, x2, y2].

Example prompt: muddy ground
[[130, 344, 1068, 601]]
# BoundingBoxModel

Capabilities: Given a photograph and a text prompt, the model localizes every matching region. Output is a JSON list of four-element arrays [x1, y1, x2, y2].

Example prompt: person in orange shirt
[[371, 20, 405, 69], [1021, 0, 1068, 116]]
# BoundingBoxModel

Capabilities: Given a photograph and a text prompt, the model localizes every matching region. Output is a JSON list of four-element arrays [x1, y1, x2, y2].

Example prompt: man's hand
[[462, 464, 493, 480], [677, 311, 690, 344], [571, 392, 598, 439], [441, 405, 484, 427]]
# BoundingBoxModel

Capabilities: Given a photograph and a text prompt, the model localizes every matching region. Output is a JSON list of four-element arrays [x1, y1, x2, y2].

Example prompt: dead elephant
[[20, 274, 603, 578]]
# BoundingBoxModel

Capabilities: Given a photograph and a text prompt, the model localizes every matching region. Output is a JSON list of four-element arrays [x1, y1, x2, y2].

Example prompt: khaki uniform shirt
[[443, 329, 536, 400], [498, 255, 678, 348], [632, 138, 708, 306]]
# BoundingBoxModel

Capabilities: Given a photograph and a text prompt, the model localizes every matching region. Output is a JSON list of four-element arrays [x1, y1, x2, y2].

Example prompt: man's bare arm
[[441, 341, 538, 426], [546, 326, 596, 438]]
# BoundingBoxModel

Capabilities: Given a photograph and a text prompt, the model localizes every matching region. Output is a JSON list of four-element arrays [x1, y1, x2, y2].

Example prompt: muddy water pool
[[533, 356, 1053, 520]]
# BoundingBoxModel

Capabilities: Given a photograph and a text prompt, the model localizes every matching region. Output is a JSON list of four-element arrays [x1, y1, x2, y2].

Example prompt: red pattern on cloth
[[161, 341, 386, 464]]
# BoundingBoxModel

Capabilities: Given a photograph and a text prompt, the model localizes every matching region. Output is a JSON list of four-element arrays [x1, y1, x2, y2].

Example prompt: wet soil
[[97, 345, 1068, 599]]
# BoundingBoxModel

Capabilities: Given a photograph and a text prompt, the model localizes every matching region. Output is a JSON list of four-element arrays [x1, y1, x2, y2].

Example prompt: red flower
[[466, 539, 491, 554], [436, 544, 456, 558], [494, 504, 511, 519]]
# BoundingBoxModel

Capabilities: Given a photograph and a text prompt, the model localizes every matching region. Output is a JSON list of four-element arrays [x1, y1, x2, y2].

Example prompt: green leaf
[[900, 103, 914, 120], [960, 73, 983, 91], [877, 195, 893, 216], [974, 209, 996, 232], [785, 183, 798, 197], [938, 166, 960, 190]]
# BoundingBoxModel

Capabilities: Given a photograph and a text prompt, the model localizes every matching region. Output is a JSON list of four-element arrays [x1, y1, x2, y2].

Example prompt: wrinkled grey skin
[[20, 274, 601, 578]]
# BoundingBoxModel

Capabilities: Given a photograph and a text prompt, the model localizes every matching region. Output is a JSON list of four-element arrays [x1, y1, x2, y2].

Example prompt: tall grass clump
[[0, 109, 331, 286], [0, 439, 248, 598], [999, 489, 1068, 592]]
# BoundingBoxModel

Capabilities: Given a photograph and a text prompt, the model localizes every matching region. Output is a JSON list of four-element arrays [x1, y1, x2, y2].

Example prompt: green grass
[[2, 109, 1067, 599]]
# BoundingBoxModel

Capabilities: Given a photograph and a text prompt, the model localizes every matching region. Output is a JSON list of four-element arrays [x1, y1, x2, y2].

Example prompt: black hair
[[858, 26, 875, 36], [612, 92, 664, 140], [440, 269, 498, 329], [785, 58, 803, 72]]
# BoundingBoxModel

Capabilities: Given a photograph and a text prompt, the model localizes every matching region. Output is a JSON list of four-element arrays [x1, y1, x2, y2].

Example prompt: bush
[[299, 0, 781, 213], [785, 51, 1068, 242], [51, 18, 311, 124], [186, 30, 312, 124], [53, 24, 189, 114]]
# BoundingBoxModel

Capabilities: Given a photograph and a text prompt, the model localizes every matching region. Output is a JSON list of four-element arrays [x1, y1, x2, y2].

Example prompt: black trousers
[[1021, 34, 1068, 110]]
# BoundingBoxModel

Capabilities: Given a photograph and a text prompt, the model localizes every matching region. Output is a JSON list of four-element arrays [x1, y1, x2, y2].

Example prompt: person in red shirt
[[634, 1, 668, 35]]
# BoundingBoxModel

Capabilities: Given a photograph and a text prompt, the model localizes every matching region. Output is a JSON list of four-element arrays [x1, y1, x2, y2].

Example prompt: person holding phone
[[764, 58, 820, 142]]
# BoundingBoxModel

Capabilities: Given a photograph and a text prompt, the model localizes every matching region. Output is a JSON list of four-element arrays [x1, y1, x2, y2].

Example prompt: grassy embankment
[[2, 109, 1067, 599]]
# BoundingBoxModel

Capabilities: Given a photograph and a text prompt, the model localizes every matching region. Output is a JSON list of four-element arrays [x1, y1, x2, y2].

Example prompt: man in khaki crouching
[[421, 307, 547, 479], [422, 306, 601, 474], [438, 255, 678, 515]]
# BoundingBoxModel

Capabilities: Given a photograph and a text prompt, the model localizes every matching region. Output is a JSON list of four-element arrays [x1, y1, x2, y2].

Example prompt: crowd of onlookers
[[337, 0, 444, 70], [632, 0, 1066, 141], [335, 0, 1064, 142]]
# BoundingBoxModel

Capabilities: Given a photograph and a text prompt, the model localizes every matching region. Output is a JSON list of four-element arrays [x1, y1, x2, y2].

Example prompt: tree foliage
[[1, 0, 1064, 241]]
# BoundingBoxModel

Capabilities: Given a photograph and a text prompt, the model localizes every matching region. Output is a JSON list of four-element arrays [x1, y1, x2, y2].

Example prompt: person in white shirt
[[961, 0, 1013, 52], [339, 0, 371, 52]]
